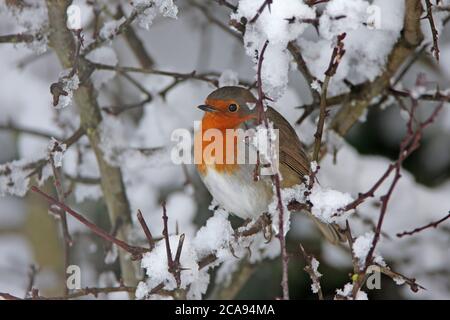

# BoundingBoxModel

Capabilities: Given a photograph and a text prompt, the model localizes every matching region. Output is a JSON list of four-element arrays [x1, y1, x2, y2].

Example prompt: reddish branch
[[49, 155, 72, 296], [389, 87, 450, 102], [161, 202, 185, 288], [342, 99, 443, 299], [299, 244, 323, 300], [397, 211, 450, 238], [1, 285, 137, 300], [30, 186, 148, 260], [344, 221, 424, 299], [306, 0, 331, 5], [137, 209, 155, 250], [337, 104, 443, 215], [365, 101, 443, 267], [253, 40, 290, 300], [50, 29, 84, 107], [0, 33, 35, 43], [424, 0, 440, 61], [249, 0, 273, 24], [313, 33, 346, 162]]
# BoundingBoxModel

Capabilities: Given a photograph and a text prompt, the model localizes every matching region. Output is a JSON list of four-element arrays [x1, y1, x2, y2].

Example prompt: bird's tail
[[308, 213, 347, 245]]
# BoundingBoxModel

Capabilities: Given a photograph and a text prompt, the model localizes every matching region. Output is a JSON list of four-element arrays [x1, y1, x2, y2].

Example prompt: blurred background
[[0, 0, 449, 299]]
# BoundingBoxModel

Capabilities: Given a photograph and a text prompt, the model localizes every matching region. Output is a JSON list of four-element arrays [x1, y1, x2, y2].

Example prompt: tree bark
[[330, 0, 424, 136], [45, 0, 137, 289]]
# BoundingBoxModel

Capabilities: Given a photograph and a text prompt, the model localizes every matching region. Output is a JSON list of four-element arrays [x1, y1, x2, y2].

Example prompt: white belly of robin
[[201, 165, 273, 220]]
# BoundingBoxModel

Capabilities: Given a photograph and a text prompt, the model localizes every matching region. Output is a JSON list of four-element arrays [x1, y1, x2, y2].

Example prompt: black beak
[[197, 104, 217, 113]]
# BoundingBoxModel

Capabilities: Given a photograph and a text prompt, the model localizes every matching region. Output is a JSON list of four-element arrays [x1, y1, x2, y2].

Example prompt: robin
[[195, 86, 343, 244]]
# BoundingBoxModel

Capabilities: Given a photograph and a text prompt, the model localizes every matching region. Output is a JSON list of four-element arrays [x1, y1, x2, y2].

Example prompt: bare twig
[[31, 186, 148, 260], [83, 3, 153, 54], [49, 155, 72, 296], [249, 0, 272, 24], [0, 33, 35, 43], [137, 209, 155, 250], [299, 244, 323, 300], [253, 40, 289, 300], [424, 0, 440, 61], [397, 211, 450, 238], [92, 63, 219, 87], [313, 33, 346, 161], [117, 4, 155, 69]]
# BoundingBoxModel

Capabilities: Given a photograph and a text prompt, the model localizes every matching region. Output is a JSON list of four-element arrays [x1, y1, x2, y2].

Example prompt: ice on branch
[[99, 17, 126, 40], [233, 0, 315, 100], [319, 0, 370, 40], [47, 138, 67, 168], [193, 208, 234, 261], [268, 184, 306, 235], [0, 2, 48, 53], [309, 185, 353, 224], [300, 0, 405, 90], [310, 257, 322, 294], [352, 232, 385, 269], [335, 283, 368, 300], [311, 80, 321, 93], [251, 122, 279, 175], [140, 235, 201, 294], [133, 0, 179, 30], [0, 160, 32, 197], [53, 70, 80, 109]]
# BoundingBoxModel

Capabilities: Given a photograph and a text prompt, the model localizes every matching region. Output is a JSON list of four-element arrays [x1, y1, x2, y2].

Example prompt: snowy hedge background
[[0, 0, 449, 300]]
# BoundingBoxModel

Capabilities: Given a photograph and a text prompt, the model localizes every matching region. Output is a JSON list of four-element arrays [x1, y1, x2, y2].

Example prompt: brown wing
[[266, 107, 310, 188]]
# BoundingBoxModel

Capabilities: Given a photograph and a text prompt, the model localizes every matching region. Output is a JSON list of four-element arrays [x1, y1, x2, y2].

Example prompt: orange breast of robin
[[195, 109, 253, 176]]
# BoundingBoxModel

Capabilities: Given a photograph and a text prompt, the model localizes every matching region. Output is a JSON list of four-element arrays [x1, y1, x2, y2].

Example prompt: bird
[[195, 86, 344, 244]]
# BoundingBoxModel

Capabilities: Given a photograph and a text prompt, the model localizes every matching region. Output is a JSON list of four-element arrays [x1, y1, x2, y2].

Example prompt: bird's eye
[[228, 103, 238, 112]]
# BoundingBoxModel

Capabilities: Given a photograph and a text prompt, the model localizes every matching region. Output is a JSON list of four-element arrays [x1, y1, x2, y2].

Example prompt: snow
[[319, 0, 369, 40], [47, 138, 67, 168], [193, 208, 233, 260], [0, 159, 32, 197], [218, 70, 239, 87], [251, 122, 280, 174], [310, 257, 322, 294], [133, 0, 179, 30], [165, 191, 197, 237], [0, 0, 449, 301], [85, 47, 118, 89], [54, 71, 80, 110], [0, 2, 48, 54], [352, 232, 385, 269], [309, 185, 354, 224], [99, 17, 126, 40], [135, 281, 150, 300], [234, 0, 315, 100], [140, 235, 200, 291], [311, 80, 321, 93], [299, 0, 405, 92], [335, 282, 368, 300]]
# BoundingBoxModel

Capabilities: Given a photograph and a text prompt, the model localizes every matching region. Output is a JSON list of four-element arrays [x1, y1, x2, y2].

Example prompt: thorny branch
[[424, 0, 440, 61], [31, 186, 149, 260], [24, 186, 271, 299], [312, 33, 346, 162], [253, 40, 290, 300], [83, 2, 153, 54], [342, 98, 444, 299], [299, 244, 323, 300], [397, 211, 450, 238]]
